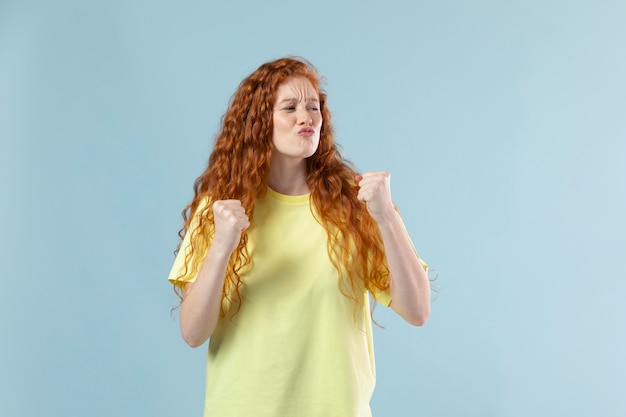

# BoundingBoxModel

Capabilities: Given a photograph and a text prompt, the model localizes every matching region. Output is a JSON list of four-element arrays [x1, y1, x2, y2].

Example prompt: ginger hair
[[174, 57, 389, 314]]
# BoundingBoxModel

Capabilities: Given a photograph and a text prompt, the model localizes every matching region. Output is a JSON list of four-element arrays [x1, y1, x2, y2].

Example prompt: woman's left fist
[[355, 171, 395, 222]]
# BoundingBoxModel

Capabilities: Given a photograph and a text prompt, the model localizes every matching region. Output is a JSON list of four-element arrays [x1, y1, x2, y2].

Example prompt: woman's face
[[271, 76, 323, 162]]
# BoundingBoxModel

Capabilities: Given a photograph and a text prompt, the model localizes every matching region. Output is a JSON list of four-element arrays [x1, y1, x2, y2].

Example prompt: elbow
[[391, 298, 430, 326], [406, 308, 430, 327], [180, 310, 214, 348], [408, 315, 428, 326], [182, 332, 208, 348], [181, 325, 211, 348], [184, 337, 204, 349]]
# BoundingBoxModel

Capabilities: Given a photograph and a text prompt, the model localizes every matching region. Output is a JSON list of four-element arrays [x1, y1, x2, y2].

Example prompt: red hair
[[174, 57, 389, 313]]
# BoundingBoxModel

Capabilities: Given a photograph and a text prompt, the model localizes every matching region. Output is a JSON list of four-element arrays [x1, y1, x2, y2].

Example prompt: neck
[[268, 155, 309, 196]]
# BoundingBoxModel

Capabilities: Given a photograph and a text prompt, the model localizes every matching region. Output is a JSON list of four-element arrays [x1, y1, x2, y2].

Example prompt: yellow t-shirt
[[168, 188, 422, 417]]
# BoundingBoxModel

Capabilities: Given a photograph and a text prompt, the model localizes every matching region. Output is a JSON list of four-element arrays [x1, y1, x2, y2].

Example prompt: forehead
[[275, 76, 319, 100]]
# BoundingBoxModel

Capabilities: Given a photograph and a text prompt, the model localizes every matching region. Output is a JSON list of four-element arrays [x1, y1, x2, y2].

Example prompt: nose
[[297, 107, 313, 125]]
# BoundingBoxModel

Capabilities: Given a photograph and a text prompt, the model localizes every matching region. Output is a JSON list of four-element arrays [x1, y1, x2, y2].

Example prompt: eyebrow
[[276, 97, 320, 105]]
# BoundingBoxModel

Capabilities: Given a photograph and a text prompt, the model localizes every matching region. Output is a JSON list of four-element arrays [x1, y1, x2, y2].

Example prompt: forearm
[[377, 211, 430, 326], [179, 242, 233, 347]]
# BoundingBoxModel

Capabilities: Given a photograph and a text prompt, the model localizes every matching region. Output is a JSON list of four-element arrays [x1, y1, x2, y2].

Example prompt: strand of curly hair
[[173, 57, 390, 315]]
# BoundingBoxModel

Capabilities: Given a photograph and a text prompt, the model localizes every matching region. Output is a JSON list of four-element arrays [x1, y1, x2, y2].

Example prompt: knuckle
[[212, 200, 225, 211]]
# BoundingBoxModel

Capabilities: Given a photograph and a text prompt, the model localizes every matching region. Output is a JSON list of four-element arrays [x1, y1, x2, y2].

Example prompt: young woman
[[168, 57, 430, 417]]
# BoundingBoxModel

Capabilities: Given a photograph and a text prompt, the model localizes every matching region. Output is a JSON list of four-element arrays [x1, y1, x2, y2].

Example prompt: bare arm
[[356, 172, 430, 326], [179, 200, 249, 347]]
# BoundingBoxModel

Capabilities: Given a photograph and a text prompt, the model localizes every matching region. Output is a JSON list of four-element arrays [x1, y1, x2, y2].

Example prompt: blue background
[[1, 1, 624, 416]]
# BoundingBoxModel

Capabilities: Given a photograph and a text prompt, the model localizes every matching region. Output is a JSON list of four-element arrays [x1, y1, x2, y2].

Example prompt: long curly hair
[[174, 57, 389, 314]]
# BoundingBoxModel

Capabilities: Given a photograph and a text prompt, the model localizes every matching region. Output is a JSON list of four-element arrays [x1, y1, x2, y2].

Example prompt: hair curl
[[174, 57, 389, 315]]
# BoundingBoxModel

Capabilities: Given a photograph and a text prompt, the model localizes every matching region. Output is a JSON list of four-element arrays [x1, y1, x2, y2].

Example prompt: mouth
[[298, 128, 315, 137]]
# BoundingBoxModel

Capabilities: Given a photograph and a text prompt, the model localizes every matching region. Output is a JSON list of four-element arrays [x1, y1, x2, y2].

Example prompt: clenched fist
[[211, 199, 250, 254], [355, 171, 396, 223]]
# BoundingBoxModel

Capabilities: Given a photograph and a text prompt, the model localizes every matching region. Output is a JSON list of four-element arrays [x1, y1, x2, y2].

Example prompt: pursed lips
[[297, 128, 315, 137]]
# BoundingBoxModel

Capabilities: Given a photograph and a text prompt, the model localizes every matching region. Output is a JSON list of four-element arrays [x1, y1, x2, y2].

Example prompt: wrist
[[209, 235, 239, 258], [374, 211, 405, 238], [371, 205, 398, 225]]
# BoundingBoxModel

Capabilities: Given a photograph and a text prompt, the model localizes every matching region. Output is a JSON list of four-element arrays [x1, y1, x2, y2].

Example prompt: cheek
[[273, 116, 290, 132]]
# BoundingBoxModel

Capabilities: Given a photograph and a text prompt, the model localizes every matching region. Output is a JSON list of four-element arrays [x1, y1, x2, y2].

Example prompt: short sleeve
[[167, 197, 211, 289], [372, 287, 392, 307]]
